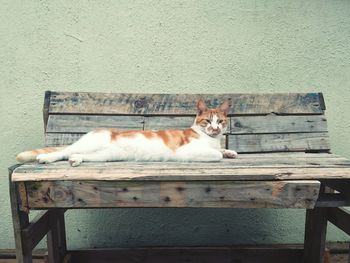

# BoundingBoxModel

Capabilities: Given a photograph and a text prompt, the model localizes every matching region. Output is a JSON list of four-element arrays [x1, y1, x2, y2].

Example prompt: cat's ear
[[197, 99, 207, 115], [219, 100, 231, 115]]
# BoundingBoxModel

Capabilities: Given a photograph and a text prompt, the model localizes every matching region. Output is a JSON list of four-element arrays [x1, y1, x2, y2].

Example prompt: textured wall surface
[[1, 0, 350, 249]]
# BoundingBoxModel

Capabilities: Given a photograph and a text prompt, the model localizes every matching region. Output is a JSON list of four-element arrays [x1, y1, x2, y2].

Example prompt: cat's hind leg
[[69, 147, 128, 167], [37, 130, 111, 164]]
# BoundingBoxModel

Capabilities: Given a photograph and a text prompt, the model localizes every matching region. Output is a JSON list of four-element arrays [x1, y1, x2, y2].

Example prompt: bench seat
[[11, 153, 350, 211], [12, 153, 350, 182]]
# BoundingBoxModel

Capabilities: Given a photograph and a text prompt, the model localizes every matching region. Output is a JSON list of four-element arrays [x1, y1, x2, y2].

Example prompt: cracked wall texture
[[1, 0, 350, 249]]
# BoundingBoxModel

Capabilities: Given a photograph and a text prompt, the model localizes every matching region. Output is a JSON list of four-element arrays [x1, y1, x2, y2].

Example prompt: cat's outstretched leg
[[69, 147, 128, 167], [37, 130, 111, 164]]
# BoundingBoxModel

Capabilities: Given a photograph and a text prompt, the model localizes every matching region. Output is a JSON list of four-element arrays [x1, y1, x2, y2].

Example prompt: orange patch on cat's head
[[196, 98, 230, 116]]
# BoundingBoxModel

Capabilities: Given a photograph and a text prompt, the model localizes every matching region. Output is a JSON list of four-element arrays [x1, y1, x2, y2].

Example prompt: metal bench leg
[[9, 167, 32, 263], [47, 209, 67, 263]]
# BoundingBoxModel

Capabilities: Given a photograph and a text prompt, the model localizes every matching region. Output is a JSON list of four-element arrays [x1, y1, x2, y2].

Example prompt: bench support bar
[[328, 207, 350, 235]]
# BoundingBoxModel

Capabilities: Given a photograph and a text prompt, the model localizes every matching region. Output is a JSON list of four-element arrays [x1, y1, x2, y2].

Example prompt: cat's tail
[[16, 146, 67, 163]]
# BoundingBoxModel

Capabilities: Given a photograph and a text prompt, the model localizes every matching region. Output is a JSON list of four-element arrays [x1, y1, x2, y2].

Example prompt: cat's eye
[[205, 119, 211, 123], [218, 120, 223, 124]]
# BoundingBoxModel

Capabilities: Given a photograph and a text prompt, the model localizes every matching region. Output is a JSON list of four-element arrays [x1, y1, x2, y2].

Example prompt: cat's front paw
[[37, 154, 56, 164], [69, 154, 83, 167], [222, 149, 238, 159]]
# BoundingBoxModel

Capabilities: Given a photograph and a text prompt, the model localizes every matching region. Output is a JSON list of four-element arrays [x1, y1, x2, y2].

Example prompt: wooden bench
[[9, 91, 350, 263]]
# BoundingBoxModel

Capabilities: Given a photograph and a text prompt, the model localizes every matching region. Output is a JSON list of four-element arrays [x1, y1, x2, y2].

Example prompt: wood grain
[[230, 115, 328, 134], [12, 166, 350, 181], [48, 92, 325, 115], [143, 116, 196, 130], [13, 167, 350, 181], [45, 133, 83, 146], [14, 154, 350, 170], [46, 115, 144, 133], [228, 132, 330, 153], [140, 114, 329, 135], [25, 180, 320, 209], [45, 115, 328, 152]]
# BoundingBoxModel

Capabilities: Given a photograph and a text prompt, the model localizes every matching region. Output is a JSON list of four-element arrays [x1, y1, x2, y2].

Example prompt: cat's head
[[194, 99, 230, 137]]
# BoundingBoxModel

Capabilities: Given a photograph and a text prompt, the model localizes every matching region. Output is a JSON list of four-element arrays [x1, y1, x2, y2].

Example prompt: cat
[[16, 99, 238, 166]]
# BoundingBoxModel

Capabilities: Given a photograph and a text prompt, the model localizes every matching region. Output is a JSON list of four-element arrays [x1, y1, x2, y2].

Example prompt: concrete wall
[[1, 0, 349, 249]]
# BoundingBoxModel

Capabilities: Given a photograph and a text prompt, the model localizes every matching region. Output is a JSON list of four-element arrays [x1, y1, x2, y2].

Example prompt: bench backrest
[[43, 91, 330, 153]]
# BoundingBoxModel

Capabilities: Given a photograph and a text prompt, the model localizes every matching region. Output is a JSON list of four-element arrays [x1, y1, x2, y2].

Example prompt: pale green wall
[[1, 0, 350, 249]]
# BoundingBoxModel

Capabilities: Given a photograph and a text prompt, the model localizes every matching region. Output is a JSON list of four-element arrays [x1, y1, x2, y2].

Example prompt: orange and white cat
[[16, 99, 238, 166]]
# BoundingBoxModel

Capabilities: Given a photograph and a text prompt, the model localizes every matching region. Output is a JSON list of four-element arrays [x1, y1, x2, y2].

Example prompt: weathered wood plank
[[46, 115, 144, 133], [48, 92, 325, 115], [13, 155, 350, 170], [25, 180, 320, 209], [13, 166, 350, 181], [328, 208, 350, 235], [45, 133, 83, 146], [228, 132, 330, 153], [143, 116, 196, 130], [12, 157, 350, 182], [230, 115, 328, 134], [45, 115, 328, 144], [143, 115, 328, 134]]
